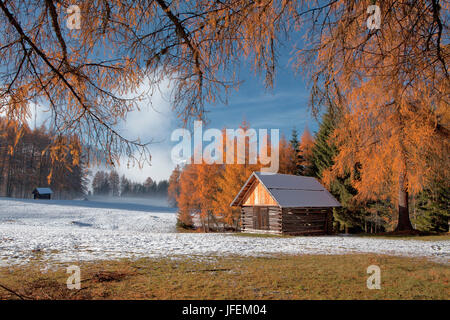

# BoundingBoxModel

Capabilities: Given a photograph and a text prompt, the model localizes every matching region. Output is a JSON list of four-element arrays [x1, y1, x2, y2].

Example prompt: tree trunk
[[395, 170, 413, 231]]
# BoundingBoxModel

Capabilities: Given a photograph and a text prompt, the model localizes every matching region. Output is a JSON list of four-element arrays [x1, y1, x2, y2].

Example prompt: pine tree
[[289, 128, 304, 175], [413, 181, 449, 233], [309, 112, 336, 177], [309, 109, 366, 233]]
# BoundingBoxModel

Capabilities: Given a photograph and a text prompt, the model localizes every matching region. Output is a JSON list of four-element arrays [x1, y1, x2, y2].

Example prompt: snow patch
[[0, 198, 448, 266]]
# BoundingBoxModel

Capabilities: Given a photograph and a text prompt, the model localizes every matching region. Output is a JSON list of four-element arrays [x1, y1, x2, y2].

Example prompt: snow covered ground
[[0, 198, 448, 266]]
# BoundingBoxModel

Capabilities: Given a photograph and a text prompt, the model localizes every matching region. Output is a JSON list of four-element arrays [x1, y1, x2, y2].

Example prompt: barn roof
[[32, 187, 53, 194], [230, 172, 341, 208]]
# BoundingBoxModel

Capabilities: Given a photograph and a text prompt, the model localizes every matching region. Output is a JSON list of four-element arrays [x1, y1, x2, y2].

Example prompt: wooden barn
[[32, 187, 53, 200], [230, 172, 340, 235]]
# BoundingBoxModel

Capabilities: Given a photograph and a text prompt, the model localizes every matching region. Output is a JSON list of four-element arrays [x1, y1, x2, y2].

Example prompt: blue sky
[[150, 55, 317, 182], [204, 60, 318, 138], [18, 4, 321, 184], [29, 50, 319, 183]]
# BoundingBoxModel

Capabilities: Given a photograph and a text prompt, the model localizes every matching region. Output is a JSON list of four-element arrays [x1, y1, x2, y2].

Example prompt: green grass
[[0, 254, 448, 300]]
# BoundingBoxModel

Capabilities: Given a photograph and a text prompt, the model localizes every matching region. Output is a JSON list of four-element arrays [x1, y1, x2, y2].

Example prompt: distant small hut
[[32, 187, 53, 200], [230, 172, 341, 235]]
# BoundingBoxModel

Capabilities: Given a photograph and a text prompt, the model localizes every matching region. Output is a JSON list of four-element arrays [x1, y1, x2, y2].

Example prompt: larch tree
[[195, 160, 221, 231], [168, 164, 181, 207], [299, 126, 314, 175], [176, 163, 205, 229], [278, 134, 298, 174], [212, 162, 260, 230], [301, 0, 449, 231], [0, 0, 302, 170], [209, 124, 261, 230], [0, 0, 342, 167]]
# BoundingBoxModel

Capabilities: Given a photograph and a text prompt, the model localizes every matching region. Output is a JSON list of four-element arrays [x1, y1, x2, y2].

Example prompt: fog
[[87, 196, 171, 208], [47, 195, 178, 214]]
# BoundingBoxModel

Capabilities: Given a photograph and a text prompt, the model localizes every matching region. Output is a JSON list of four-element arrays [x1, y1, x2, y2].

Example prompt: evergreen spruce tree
[[309, 112, 336, 178], [309, 109, 367, 233], [413, 182, 449, 233], [289, 128, 304, 175]]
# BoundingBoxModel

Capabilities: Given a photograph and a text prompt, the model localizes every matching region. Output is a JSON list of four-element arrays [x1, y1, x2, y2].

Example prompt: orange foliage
[[299, 0, 449, 230], [173, 122, 304, 230], [278, 135, 297, 175], [299, 127, 315, 171]]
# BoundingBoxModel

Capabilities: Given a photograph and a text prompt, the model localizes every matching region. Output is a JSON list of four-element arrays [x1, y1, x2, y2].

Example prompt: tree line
[[0, 117, 87, 199], [168, 124, 315, 231], [92, 170, 169, 198], [169, 116, 448, 233]]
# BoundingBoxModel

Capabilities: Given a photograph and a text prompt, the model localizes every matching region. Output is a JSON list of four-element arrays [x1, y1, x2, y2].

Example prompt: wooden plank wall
[[243, 181, 277, 206]]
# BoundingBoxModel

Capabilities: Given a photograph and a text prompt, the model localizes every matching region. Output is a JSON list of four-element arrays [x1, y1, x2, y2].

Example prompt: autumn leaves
[[169, 124, 314, 231]]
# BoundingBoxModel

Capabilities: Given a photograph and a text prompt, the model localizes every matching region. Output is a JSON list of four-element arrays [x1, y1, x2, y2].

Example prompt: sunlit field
[[1, 254, 448, 300], [0, 198, 448, 300]]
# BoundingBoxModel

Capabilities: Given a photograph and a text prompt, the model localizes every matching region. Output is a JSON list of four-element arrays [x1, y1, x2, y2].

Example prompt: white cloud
[[28, 101, 52, 129], [115, 143, 174, 183], [118, 77, 175, 143], [26, 77, 178, 184], [113, 77, 177, 182]]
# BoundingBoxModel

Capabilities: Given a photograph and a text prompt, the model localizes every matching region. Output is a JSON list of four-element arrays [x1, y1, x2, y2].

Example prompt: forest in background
[[0, 117, 86, 199], [91, 170, 169, 199], [0, 117, 168, 200], [169, 116, 448, 234]]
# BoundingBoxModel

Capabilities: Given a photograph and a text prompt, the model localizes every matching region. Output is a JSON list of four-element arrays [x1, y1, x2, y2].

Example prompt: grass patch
[[356, 233, 450, 241], [0, 254, 448, 300], [175, 226, 199, 233], [232, 233, 293, 239]]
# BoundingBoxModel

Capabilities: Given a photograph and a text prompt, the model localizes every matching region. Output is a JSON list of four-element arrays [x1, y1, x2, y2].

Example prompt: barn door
[[253, 207, 269, 230]]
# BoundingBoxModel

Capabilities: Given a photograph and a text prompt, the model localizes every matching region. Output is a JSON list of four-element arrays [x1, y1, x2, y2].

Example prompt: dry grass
[[232, 232, 293, 238], [0, 254, 448, 300], [357, 233, 450, 241]]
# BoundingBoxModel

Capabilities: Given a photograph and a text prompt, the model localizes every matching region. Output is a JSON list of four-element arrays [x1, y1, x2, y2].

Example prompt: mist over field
[[84, 196, 174, 211]]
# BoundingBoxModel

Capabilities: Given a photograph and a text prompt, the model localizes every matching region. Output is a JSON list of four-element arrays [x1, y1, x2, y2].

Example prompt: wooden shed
[[230, 172, 340, 235], [32, 187, 53, 200]]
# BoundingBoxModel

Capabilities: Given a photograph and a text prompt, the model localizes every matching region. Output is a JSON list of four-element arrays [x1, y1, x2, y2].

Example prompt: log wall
[[241, 206, 282, 234], [240, 206, 334, 235], [281, 207, 332, 235]]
